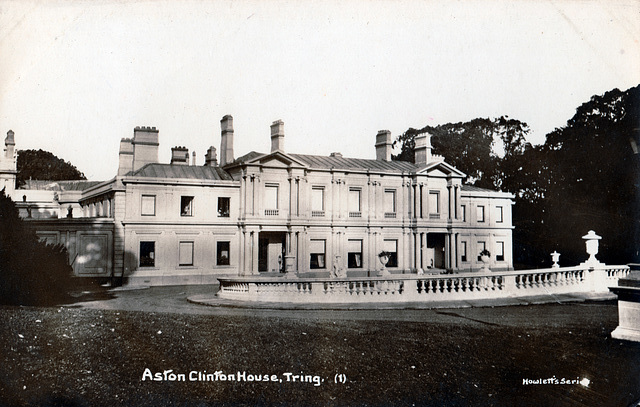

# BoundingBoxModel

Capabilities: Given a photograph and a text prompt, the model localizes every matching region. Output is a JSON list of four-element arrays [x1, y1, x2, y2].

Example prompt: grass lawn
[[1, 302, 639, 407]]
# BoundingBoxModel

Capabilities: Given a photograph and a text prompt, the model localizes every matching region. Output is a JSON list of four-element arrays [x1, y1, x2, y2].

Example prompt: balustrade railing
[[218, 264, 629, 304]]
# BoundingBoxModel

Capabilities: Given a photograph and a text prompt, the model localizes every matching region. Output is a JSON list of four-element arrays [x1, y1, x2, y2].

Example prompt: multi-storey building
[[1, 116, 514, 285]]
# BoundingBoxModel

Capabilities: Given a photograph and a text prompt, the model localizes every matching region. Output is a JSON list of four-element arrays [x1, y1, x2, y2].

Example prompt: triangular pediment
[[415, 160, 466, 178], [245, 151, 309, 168]]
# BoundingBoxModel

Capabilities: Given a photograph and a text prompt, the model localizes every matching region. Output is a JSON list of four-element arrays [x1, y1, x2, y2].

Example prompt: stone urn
[[378, 251, 391, 277], [479, 249, 491, 272]]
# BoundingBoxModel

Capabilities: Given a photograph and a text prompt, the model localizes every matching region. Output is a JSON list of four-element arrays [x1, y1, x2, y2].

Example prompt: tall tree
[[17, 149, 86, 187]]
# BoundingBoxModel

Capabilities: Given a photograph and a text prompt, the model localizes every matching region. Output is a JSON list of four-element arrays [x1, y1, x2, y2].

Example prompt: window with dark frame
[[139, 241, 155, 267], [496, 206, 504, 223], [218, 197, 230, 217], [477, 241, 486, 261], [347, 239, 363, 268], [217, 241, 230, 266], [181, 196, 194, 216], [383, 239, 398, 268], [477, 205, 485, 222], [309, 239, 326, 269], [461, 241, 467, 262], [496, 241, 505, 261]]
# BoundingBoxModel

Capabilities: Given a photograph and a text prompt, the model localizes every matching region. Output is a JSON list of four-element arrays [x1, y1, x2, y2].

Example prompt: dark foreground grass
[[0, 304, 639, 407]]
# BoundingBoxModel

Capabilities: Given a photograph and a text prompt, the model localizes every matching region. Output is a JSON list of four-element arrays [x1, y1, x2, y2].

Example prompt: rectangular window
[[347, 239, 363, 268], [383, 239, 398, 268], [461, 205, 466, 222], [496, 241, 505, 261], [477, 241, 486, 261], [309, 239, 326, 269], [384, 189, 396, 217], [265, 184, 279, 209], [139, 241, 155, 267], [312, 187, 324, 215], [218, 197, 230, 217], [461, 241, 468, 262], [217, 241, 230, 266], [349, 188, 361, 217], [179, 241, 194, 266], [181, 196, 194, 217], [429, 191, 440, 214], [477, 205, 485, 222], [496, 206, 504, 223], [141, 195, 156, 216]]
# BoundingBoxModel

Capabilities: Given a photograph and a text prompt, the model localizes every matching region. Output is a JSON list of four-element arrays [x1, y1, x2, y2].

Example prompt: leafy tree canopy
[[17, 149, 86, 187]]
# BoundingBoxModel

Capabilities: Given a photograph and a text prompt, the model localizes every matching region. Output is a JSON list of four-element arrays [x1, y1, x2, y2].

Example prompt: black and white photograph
[[0, 0, 639, 405]]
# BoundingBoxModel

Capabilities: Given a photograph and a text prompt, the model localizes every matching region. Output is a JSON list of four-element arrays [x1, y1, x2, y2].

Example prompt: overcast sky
[[1, 0, 638, 180]]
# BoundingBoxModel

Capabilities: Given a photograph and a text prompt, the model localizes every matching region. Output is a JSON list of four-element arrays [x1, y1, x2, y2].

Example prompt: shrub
[[0, 189, 75, 305]]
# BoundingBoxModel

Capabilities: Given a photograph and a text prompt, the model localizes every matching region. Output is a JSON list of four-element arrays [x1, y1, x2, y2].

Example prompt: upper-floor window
[[476, 205, 485, 222], [218, 197, 230, 217], [141, 195, 156, 216], [384, 189, 396, 217], [349, 188, 361, 217], [429, 191, 440, 218], [496, 206, 504, 223], [461, 204, 466, 222], [181, 196, 194, 217], [312, 187, 325, 216], [265, 184, 279, 209]]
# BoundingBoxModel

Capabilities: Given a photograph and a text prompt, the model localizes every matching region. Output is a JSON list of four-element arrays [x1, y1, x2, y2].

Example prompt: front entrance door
[[258, 232, 286, 273]]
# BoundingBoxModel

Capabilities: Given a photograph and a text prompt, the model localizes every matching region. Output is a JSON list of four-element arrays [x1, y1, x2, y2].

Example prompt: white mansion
[[1, 117, 514, 285]]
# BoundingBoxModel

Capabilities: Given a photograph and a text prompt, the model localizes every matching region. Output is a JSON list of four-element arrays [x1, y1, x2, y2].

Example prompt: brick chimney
[[270, 120, 284, 152], [132, 126, 159, 172], [219, 115, 234, 166], [170, 146, 189, 165], [118, 138, 134, 175], [375, 130, 392, 161], [192, 151, 196, 166], [4, 130, 15, 160], [414, 132, 432, 166], [205, 146, 218, 166]]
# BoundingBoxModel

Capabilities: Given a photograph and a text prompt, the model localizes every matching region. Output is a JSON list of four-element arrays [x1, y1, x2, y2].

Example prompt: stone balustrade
[[218, 264, 630, 304]]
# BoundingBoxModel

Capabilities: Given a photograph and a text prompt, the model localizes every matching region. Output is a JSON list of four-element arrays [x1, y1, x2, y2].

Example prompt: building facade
[[2, 117, 514, 286]]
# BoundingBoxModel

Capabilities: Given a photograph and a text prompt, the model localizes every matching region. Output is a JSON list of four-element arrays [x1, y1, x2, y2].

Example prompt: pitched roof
[[126, 163, 234, 181], [228, 151, 417, 173]]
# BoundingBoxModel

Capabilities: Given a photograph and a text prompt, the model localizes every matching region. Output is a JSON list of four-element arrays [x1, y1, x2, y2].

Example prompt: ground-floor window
[[347, 239, 363, 268], [477, 241, 486, 261], [310, 239, 326, 269], [179, 241, 194, 266], [496, 241, 505, 261], [461, 241, 468, 262], [140, 241, 155, 267], [383, 239, 398, 268], [217, 241, 230, 266]]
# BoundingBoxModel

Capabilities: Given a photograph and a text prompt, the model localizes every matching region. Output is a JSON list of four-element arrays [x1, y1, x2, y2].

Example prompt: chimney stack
[[132, 126, 159, 172], [270, 120, 284, 152], [192, 151, 196, 166], [205, 146, 218, 166], [118, 138, 134, 175], [414, 132, 432, 166], [219, 115, 234, 166], [171, 146, 189, 165], [4, 130, 15, 159], [375, 130, 392, 161]]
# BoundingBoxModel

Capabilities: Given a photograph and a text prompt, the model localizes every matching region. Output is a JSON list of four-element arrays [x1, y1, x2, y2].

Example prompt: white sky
[[1, 0, 638, 180]]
